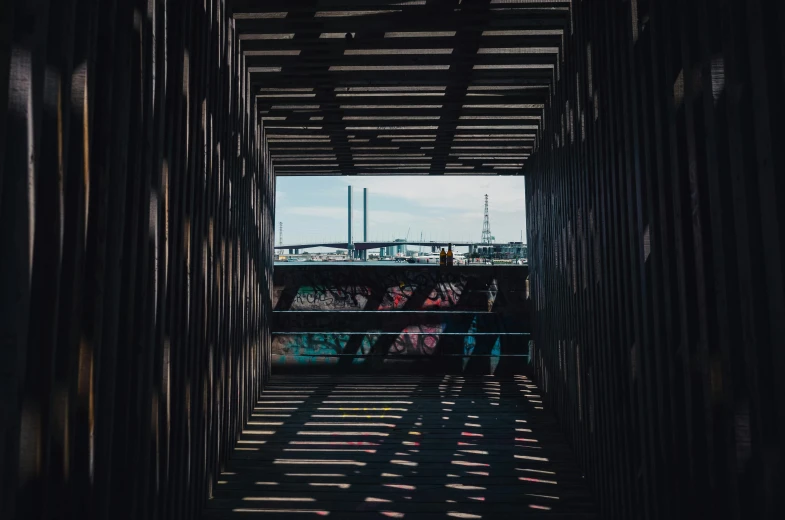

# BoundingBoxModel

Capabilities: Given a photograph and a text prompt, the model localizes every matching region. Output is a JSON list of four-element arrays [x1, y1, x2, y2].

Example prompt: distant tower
[[279, 222, 283, 246], [363, 188, 368, 261], [347, 185, 353, 256], [481, 194, 493, 245]]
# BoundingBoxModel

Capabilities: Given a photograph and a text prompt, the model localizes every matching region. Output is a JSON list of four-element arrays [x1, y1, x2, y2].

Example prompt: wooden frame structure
[[1, 1, 784, 519], [526, 0, 785, 518], [0, 1, 273, 518], [231, 0, 571, 175]]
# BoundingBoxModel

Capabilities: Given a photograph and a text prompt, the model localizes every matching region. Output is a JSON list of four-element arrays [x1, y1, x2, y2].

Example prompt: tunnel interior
[[1, 0, 784, 519]]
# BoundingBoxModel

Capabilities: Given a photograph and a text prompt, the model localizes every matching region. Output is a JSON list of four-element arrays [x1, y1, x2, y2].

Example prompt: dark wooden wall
[[0, 1, 274, 519], [525, 0, 785, 519]]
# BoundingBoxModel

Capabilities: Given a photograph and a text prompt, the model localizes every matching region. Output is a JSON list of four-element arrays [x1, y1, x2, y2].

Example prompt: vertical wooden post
[[525, 0, 785, 518], [0, 0, 273, 518]]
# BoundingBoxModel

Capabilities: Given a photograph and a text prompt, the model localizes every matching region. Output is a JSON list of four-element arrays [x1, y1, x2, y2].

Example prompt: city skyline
[[275, 176, 527, 248]]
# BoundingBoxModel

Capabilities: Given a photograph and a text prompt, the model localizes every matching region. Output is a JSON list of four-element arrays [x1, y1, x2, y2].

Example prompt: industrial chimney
[[347, 185, 353, 257], [363, 188, 368, 260]]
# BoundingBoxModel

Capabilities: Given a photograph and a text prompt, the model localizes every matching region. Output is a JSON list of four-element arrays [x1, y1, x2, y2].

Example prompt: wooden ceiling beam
[[229, 0, 570, 13], [233, 11, 568, 35], [245, 55, 559, 69], [239, 34, 563, 52], [249, 71, 554, 86], [228, 0, 569, 175]]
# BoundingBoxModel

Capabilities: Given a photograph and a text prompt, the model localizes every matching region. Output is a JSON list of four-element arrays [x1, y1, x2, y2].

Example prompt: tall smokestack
[[347, 185, 353, 255], [363, 188, 368, 241], [363, 188, 368, 260]]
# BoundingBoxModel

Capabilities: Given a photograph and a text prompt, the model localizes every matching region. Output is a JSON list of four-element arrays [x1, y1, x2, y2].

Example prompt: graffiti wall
[[272, 265, 530, 372]]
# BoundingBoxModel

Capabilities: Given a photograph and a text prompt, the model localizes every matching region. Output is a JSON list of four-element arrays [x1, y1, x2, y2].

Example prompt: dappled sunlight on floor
[[202, 376, 596, 520]]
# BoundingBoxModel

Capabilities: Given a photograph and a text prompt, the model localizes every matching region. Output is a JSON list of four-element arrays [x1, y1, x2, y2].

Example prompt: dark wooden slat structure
[[1, 1, 784, 520], [0, 1, 273, 519], [525, 0, 785, 519], [229, 0, 569, 175], [203, 375, 596, 520]]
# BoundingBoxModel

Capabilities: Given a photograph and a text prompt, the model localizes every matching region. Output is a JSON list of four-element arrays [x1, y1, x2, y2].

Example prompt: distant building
[[474, 241, 527, 259]]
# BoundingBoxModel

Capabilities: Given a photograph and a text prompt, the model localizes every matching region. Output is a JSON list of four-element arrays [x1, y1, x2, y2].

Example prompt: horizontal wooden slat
[[273, 311, 531, 333], [241, 34, 564, 52], [231, 0, 572, 13], [233, 11, 568, 35], [226, 0, 568, 175]]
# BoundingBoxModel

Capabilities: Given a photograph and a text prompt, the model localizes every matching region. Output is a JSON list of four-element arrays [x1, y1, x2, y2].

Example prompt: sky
[[275, 176, 527, 250]]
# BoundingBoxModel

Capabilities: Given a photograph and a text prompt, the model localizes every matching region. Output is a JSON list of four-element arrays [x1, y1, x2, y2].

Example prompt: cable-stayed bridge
[[274, 240, 482, 251]]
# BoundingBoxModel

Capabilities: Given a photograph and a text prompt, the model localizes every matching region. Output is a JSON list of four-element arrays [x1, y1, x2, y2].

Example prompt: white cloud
[[285, 206, 412, 224], [287, 206, 346, 219], [367, 209, 417, 224], [277, 176, 527, 244], [342, 176, 526, 213]]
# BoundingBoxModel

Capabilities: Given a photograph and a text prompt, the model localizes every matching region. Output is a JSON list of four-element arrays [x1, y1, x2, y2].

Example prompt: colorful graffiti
[[272, 265, 529, 371], [273, 326, 444, 364], [274, 268, 475, 311]]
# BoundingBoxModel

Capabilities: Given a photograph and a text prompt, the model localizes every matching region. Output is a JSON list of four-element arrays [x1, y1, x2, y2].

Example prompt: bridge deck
[[204, 375, 596, 519]]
